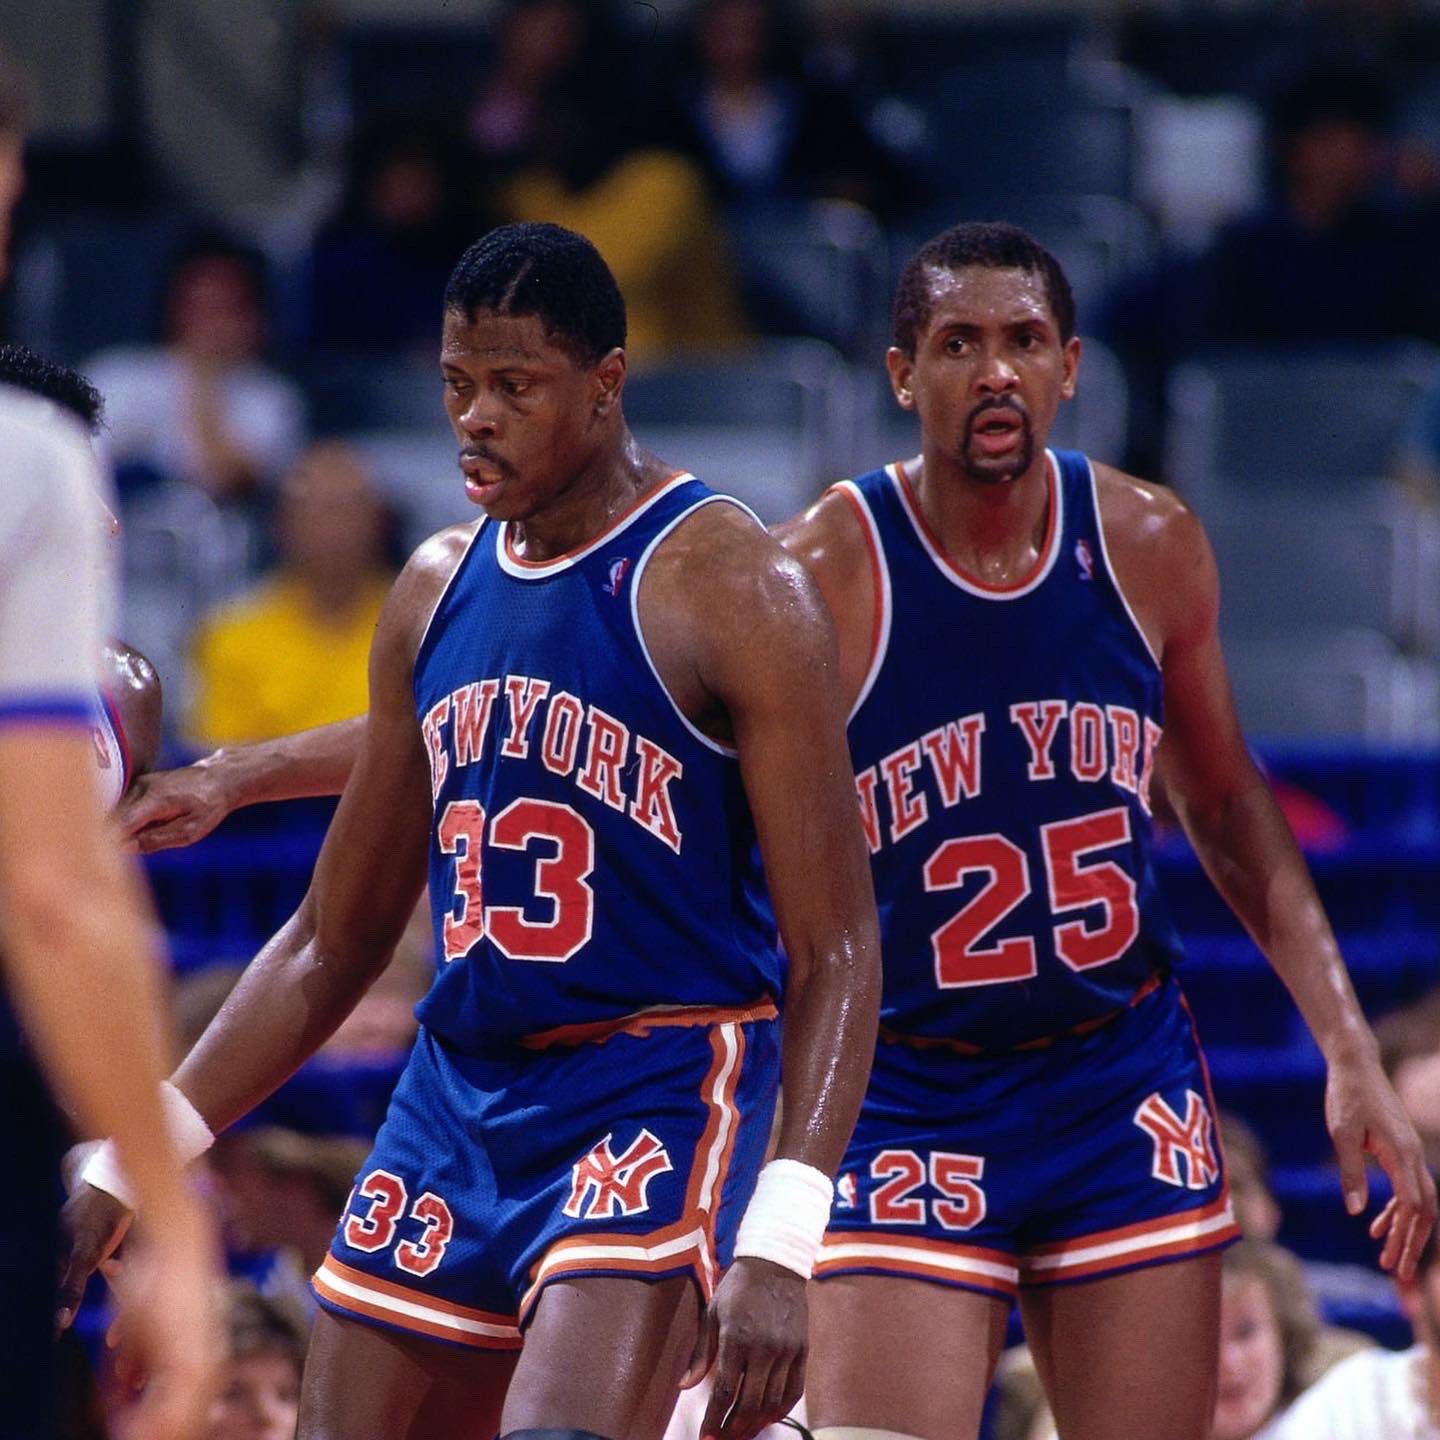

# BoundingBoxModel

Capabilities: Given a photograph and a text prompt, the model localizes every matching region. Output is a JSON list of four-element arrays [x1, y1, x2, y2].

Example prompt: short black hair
[[893, 221, 1076, 354], [0, 344, 104, 430], [443, 223, 626, 367]]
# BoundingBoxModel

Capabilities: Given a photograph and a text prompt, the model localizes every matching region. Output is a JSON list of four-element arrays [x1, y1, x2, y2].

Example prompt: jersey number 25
[[924, 806, 1138, 987]]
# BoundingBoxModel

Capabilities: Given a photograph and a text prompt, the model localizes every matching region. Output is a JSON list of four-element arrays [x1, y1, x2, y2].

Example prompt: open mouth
[[969, 408, 1026, 456]]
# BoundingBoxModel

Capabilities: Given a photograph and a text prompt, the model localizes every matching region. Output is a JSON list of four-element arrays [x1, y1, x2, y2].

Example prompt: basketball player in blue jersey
[[63, 223, 881, 1440], [775, 223, 1435, 1440]]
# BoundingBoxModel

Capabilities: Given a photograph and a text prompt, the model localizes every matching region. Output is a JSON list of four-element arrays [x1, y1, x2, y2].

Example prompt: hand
[[683, 1257, 806, 1440], [1325, 1049, 1437, 1279], [57, 1170, 135, 1332], [106, 1203, 221, 1440], [119, 761, 230, 853]]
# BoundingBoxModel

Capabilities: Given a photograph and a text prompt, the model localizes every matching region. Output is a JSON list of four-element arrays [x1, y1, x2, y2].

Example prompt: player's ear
[[593, 347, 626, 417], [1059, 336, 1081, 402], [886, 347, 916, 411]]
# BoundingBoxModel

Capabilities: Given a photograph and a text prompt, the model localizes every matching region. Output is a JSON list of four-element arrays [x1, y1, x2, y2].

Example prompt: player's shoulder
[[382, 520, 484, 654], [772, 480, 872, 591], [1092, 460, 1209, 567]]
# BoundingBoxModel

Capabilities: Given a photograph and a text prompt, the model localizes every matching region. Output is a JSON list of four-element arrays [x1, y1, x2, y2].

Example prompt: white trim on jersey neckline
[[495, 472, 695, 580], [887, 450, 1065, 602]]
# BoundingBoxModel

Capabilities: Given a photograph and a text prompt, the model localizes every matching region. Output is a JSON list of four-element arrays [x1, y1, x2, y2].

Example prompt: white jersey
[[1272, 1345, 1439, 1440], [0, 384, 111, 726]]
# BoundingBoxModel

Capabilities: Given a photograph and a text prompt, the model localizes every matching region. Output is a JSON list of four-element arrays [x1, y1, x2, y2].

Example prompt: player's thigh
[[502, 1274, 701, 1440], [299, 1306, 518, 1440], [807, 1274, 1011, 1440], [1019, 1251, 1222, 1440]]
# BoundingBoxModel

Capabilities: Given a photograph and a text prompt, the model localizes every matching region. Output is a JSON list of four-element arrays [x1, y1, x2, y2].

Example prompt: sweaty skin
[[67, 306, 880, 1440]]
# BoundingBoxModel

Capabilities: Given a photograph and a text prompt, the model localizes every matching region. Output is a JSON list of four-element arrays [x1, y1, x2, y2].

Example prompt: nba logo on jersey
[[1075, 537, 1094, 581], [603, 556, 631, 596], [564, 1129, 674, 1219]]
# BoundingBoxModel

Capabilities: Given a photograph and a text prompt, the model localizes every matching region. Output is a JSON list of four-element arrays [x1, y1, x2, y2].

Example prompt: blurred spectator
[[467, 0, 748, 358], [1214, 1239, 1323, 1440], [1272, 1226, 1440, 1438], [654, 0, 916, 220], [207, 1128, 369, 1310], [204, 1283, 307, 1440], [1223, 1110, 1287, 1242], [307, 118, 479, 353], [467, 0, 633, 176], [1377, 989, 1440, 1172], [86, 233, 306, 503], [187, 441, 393, 747], [1192, 63, 1425, 348]]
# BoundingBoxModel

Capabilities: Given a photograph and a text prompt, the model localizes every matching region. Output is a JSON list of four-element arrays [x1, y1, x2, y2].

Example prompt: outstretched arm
[[1148, 502, 1435, 1277], [119, 715, 365, 852]]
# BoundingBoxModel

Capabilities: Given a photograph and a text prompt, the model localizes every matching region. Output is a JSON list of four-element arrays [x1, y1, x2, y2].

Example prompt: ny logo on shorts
[[564, 1128, 674, 1220], [1133, 1089, 1220, 1191]]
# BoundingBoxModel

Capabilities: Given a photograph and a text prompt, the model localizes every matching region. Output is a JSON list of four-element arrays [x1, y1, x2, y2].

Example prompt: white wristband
[[77, 1081, 215, 1211], [733, 1158, 835, 1279]]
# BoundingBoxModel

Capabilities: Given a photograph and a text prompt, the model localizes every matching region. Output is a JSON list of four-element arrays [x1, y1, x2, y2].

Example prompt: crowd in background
[[6, 2, 1440, 1437]]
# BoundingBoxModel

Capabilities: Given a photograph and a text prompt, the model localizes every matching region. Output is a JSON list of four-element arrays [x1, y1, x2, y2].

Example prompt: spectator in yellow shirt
[[188, 441, 393, 746]]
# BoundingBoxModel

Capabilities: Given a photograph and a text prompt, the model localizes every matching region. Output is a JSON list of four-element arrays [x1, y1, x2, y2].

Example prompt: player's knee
[[812, 1428, 931, 1440], [500, 1429, 619, 1440]]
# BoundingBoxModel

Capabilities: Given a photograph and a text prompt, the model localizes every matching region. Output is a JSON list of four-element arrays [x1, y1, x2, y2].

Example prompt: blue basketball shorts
[[313, 1005, 779, 1350], [815, 977, 1240, 1299]]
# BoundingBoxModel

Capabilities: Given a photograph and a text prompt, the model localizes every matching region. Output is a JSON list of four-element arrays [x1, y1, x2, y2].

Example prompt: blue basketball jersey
[[838, 450, 1182, 1048], [412, 474, 781, 1051]]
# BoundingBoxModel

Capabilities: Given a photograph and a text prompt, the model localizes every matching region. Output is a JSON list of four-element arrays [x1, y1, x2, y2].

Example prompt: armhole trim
[[1087, 459, 1162, 672], [830, 481, 893, 721], [413, 521, 488, 695], [630, 495, 760, 759]]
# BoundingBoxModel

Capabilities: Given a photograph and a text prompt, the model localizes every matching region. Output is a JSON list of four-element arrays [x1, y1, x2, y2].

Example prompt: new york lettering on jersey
[[837, 447, 1182, 1047], [412, 472, 781, 1050]]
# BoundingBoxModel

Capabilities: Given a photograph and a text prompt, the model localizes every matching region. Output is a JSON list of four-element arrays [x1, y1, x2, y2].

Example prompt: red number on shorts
[[395, 1192, 455, 1277], [925, 810, 1140, 987], [930, 1152, 986, 1232], [438, 801, 486, 962], [485, 798, 596, 963], [924, 834, 1038, 987], [437, 797, 596, 964], [869, 1149, 926, 1224], [1041, 808, 1140, 972], [343, 1169, 408, 1253]]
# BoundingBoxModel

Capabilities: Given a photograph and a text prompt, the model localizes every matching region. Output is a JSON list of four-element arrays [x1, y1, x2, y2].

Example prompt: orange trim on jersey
[[311, 1255, 523, 1351], [893, 455, 1058, 595], [1020, 1196, 1240, 1286], [519, 998, 777, 1050], [880, 974, 1162, 1057], [831, 484, 886, 686], [815, 1231, 1019, 1298], [519, 1019, 748, 1322], [502, 470, 690, 568]]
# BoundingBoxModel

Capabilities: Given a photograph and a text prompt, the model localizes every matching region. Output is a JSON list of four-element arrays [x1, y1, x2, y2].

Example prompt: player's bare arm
[[641, 501, 882, 1440], [60, 528, 470, 1300], [102, 639, 163, 783], [772, 489, 878, 713], [1098, 463, 1436, 1277], [120, 714, 364, 852]]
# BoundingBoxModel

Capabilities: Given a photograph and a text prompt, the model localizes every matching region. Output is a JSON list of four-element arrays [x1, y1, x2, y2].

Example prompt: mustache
[[458, 445, 515, 478], [964, 397, 1029, 435]]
